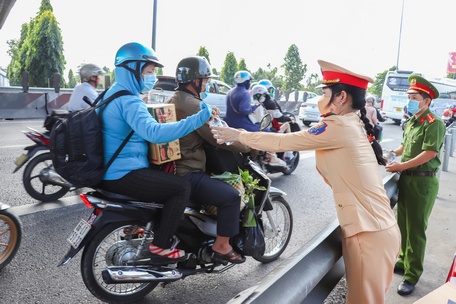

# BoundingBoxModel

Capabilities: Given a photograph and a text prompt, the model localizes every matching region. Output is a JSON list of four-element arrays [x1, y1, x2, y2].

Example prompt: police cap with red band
[[407, 74, 439, 99], [317, 59, 373, 90]]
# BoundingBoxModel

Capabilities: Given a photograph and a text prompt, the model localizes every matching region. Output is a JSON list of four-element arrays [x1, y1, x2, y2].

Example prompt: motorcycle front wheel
[[0, 209, 22, 270], [254, 196, 293, 263], [81, 222, 158, 303], [23, 152, 70, 202]]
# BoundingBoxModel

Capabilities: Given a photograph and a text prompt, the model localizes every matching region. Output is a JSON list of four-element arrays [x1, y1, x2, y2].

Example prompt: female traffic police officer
[[211, 60, 401, 303], [386, 75, 446, 296]]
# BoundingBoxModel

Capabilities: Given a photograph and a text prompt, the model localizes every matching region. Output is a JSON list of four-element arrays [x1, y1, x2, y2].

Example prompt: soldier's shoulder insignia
[[426, 113, 436, 124], [308, 122, 328, 135]]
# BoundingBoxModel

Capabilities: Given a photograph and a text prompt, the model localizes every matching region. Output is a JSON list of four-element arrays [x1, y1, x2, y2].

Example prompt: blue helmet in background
[[258, 79, 275, 97], [115, 42, 164, 68]]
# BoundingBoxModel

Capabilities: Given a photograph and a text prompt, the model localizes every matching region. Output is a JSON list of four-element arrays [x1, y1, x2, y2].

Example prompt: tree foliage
[[67, 69, 77, 88], [251, 64, 283, 89], [282, 44, 307, 91], [368, 66, 396, 97], [237, 58, 248, 72], [196, 46, 210, 64], [220, 52, 238, 86], [6, 0, 66, 88]]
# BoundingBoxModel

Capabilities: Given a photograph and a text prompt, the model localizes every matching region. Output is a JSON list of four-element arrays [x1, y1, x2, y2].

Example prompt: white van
[[380, 70, 422, 124]]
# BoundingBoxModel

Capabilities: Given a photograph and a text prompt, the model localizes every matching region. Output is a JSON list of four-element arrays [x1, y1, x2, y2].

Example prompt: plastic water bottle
[[209, 117, 233, 145], [382, 148, 396, 163]]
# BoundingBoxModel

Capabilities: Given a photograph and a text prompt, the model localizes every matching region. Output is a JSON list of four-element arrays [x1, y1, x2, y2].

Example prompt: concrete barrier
[[228, 172, 400, 304]]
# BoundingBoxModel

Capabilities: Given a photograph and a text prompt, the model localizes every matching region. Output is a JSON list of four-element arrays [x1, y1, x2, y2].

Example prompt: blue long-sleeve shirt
[[224, 85, 260, 132], [99, 62, 211, 180]]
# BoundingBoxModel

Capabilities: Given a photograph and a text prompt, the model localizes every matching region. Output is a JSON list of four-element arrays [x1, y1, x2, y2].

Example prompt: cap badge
[[411, 78, 417, 85]]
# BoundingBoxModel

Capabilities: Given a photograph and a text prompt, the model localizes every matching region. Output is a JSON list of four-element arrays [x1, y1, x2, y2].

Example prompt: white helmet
[[79, 64, 104, 82], [234, 70, 253, 84], [251, 84, 268, 100]]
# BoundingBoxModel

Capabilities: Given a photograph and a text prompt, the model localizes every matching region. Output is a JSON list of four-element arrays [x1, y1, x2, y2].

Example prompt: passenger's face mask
[[407, 99, 422, 115], [200, 81, 210, 99], [142, 74, 156, 93], [259, 95, 266, 103]]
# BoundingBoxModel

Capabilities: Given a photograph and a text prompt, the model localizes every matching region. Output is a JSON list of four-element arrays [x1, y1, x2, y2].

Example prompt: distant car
[[279, 90, 318, 113], [298, 96, 322, 126], [150, 76, 231, 118]]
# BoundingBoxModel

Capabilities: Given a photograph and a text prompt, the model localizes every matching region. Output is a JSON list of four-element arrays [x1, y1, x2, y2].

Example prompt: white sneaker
[[284, 151, 294, 160], [269, 156, 287, 167]]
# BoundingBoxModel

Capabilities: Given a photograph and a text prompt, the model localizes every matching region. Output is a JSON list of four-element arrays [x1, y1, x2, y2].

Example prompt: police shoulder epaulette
[[426, 113, 436, 124], [320, 112, 336, 118]]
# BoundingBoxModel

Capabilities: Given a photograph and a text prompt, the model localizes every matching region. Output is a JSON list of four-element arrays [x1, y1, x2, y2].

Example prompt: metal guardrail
[[442, 124, 455, 172], [228, 172, 400, 304]]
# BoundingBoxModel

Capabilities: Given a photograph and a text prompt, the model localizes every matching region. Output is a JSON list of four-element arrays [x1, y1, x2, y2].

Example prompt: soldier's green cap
[[407, 74, 439, 99]]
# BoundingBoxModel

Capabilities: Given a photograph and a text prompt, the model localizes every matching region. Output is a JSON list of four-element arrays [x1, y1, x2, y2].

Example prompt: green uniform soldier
[[386, 74, 446, 296]]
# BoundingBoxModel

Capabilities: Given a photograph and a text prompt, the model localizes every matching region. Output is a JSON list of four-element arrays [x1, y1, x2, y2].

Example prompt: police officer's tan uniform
[[222, 60, 402, 304]]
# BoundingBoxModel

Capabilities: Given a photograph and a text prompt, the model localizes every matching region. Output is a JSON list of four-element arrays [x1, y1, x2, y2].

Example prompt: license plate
[[14, 153, 28, 167], [395, 107, 403, 112], [67, 219, 91, 249]]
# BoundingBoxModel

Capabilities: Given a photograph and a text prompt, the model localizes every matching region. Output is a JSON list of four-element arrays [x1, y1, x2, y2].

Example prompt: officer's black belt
[[402, 170, 437, 177]]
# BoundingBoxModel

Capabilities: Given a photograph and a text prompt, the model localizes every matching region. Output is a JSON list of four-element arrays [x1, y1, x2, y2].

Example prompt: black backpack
[[49, 90, 133, 188]]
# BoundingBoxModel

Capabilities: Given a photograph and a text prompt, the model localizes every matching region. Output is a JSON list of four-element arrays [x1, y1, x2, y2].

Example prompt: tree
[[220, 52, 238, 86], [251, 64, 283, 89], [237, 58, 248, 72], [6, 23, 30, 86], [196, 46, 211, 63], [6, 0, 66, 88], [282, 44, 306, 91], [368, 66, 396, 97], [67, 69, 77, 88]]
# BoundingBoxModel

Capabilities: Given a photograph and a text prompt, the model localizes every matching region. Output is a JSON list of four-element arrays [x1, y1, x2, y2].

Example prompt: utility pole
[[152, 0, 157, 51]]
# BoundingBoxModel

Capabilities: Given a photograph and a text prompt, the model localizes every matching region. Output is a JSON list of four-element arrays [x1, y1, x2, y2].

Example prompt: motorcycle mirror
[[259, 114, 272, 131]]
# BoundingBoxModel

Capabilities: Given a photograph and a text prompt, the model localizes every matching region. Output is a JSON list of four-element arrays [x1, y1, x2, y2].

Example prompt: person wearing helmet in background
[[225, 70, 262, 132], [98, 42, 212, 261], [365, 95, 383, 141], [166, 56, 250, 264], [258, 79, 294, 126], [67, 63, 104, 111]]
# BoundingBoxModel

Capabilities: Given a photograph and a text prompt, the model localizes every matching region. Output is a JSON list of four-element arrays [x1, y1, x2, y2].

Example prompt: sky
[[1, 0, 456, 84]]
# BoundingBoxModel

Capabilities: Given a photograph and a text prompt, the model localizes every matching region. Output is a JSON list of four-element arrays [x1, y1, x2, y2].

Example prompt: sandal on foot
[[211, 249, 246, 264], [150, 244, 186, 260]]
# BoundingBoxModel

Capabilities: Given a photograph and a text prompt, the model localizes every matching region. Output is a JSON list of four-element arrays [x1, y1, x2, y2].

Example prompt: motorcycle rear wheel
[[0, 210, 22, 270], [254, 196, 293, 263], [23, 152, 70, 202], [81, 222, 158, 303], [282, 151, 300, 175]]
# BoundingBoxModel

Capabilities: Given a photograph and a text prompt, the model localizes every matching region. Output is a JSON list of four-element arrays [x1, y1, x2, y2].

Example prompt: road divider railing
[[442, 123, 455, 172], [228, 172, 400, 304]]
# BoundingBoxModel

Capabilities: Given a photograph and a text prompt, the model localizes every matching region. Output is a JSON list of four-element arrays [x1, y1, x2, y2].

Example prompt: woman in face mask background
[[211, 59, 401, 303], [98, 43, 213, 261], [385, 75, 446, 296]]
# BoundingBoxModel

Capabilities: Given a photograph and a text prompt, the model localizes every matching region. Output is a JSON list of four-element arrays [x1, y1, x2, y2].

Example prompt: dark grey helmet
[[175, 56, 215, 84]]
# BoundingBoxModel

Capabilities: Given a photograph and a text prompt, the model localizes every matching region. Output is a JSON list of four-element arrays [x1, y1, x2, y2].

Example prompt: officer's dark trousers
[[396, 174, 439, 284]]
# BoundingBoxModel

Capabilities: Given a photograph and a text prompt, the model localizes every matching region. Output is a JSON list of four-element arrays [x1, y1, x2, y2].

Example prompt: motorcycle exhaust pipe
[[102, 266, 182, 284]]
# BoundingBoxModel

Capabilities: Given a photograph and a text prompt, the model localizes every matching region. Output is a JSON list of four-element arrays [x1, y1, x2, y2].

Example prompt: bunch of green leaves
[[238, 168, 266, 197]]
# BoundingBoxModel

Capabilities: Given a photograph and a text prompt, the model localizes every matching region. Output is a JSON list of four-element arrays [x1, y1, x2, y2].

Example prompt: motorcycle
[[0, 203, 22, 271], [253, 112, 300, 175], [13, 110, 74, 202], [57, 156, 293, 303]]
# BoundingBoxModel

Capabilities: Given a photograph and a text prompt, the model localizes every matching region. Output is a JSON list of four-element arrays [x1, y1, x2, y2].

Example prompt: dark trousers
[[101, 168, 190, 248], [184, 172, 241, 237]]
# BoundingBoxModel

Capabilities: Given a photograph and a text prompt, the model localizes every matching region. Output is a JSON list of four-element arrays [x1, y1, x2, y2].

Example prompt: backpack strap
[[95, 90, 135, 178]]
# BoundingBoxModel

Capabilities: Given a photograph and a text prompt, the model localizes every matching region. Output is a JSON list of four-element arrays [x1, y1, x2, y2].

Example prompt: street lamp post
[[152, 0, 157, 51], [396, 0, 405, 71]]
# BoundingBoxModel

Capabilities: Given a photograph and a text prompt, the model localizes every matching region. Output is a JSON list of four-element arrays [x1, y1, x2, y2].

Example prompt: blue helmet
[[115, 42, 163, 68], [234, 71, 253, 84], [258, 79, 275, 96]]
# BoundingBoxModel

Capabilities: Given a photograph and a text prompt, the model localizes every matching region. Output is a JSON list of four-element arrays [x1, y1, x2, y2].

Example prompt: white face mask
[[259, 96, 266, 103]]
